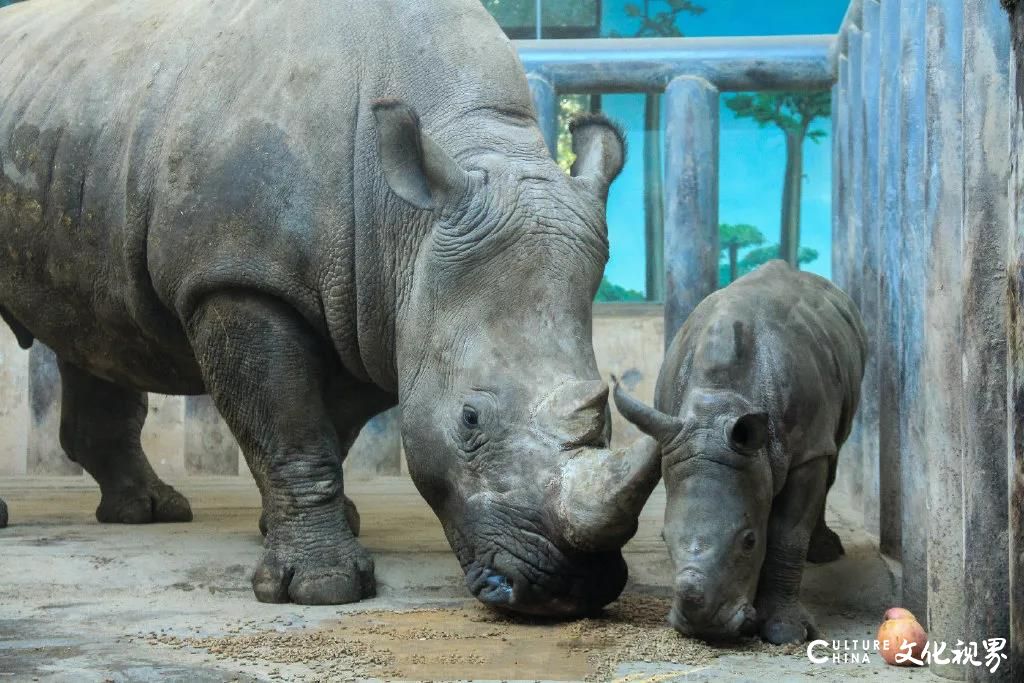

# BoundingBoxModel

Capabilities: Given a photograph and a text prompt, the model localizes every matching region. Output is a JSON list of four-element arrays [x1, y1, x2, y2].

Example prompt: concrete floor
[[0, 476, 938, 682]]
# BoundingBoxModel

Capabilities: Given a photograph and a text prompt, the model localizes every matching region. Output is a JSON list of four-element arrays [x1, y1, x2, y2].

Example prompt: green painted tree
[[719, 223, 765, 285], [556, 94, 588, 173], [596, 276, 646, 302], [624, 0, 705, 37], [724, 92, 830, 268], [740, 244, 819, 275]]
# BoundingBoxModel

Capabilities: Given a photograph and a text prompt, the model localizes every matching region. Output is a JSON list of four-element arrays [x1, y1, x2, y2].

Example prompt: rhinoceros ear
[[371, 99, 471, 211], [569, 113, 626, 199], [727, 412, 770, 455]]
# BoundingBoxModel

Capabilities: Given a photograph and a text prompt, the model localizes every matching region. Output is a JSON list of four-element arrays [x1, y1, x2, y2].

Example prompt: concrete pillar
[[859, 0, 882, 539], [0, 324, 28, 477], [184, 395, 239, 475], [663, 76, 719, 345], [962, 1, 1011, 679], [346, 407, 403, 477], [923, 0, 965, 677], [527, 74, 557, 159], [27, 344, 80, 476], [898, 0, 929, 620], [841, 25, 865, 512], [877, 0, 904, 560], [1008, 6, 1024, 675]]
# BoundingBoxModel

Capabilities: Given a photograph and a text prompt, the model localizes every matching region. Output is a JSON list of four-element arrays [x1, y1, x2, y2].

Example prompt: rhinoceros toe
[[96, 484, 192, 524], [759, 602, 819, 645], [252, 536, 375, 605]]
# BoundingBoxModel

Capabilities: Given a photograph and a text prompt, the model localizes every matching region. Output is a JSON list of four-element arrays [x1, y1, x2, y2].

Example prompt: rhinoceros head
[[614, 382, 771, 639], [371, 100, 662, 616]]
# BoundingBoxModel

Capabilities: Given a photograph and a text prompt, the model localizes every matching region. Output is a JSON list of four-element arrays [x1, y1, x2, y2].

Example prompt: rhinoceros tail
[[0, 305, 33, 349]]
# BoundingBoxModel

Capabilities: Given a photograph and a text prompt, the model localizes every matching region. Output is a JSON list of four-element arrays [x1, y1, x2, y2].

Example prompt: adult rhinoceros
[[0, 0, 663, 614]]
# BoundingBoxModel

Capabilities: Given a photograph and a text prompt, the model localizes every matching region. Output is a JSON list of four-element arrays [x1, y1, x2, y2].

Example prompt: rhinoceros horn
[[610, 378, 684, 444], [549, 378, 677, 552]]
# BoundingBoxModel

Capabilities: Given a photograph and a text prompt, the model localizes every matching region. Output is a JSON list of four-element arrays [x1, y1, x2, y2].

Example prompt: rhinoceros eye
[[462, 406, 479, 429]]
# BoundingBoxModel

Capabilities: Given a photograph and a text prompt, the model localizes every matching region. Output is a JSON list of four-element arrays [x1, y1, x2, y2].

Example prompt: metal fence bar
[[643, 94, 665, 304], [877, 0, 904, 561], [842, 24, 865, 512], [834, 55, 850, 298], [527, 74, 558, 158], [515, 35, 835, 93], [831, 78, 844, 308], [859, 0, 882, 540], [832, 0, 865, 71], [898, 0, 930, 621], [662, 76, 719, 345], [1007, 7, 1024, 675], [961, 2, 1011, 679], [923, 0, 966, 677]]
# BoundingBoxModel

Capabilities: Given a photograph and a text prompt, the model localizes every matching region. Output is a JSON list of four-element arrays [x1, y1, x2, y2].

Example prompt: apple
[[877, 608, 928, 666], [883, 607, 916, 621]]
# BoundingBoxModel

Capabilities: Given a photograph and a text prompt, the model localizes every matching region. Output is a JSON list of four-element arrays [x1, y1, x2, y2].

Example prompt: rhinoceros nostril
[[477, 572, 513, 605], [681, 587, 705, 609], [676, 570, 706, 610]]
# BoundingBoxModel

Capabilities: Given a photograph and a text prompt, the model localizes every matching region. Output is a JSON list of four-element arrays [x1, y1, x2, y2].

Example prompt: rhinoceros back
[[0, 0, 531, 391], [659, 260, 867, 478]]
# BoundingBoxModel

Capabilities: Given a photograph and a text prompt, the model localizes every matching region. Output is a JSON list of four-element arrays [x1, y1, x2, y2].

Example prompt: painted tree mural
[[717, 224, 818, 286], [725, 92, 830, 268], [597, 277, 645, 302], [742, 244, 819, 272], [623, 0, 705, 36], [719, 223, 765, 283]]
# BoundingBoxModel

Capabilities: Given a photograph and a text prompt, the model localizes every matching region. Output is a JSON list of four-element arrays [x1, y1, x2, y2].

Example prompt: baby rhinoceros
[[614, 260, 866, 644]]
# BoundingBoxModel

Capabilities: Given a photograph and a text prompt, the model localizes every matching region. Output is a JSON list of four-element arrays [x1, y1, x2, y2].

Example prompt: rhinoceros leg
[[186, 292, 374, 605], [755, 456, 830, 645], [260, 494, 360, 538], [0, 497, 7, 528], [57, 359, 193, 524], [806, 454, 844, 564]]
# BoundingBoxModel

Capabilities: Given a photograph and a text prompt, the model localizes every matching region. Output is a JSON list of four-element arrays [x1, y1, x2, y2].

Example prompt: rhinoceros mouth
[[669, 600, 757, 640], [460, 544, 626, 618]]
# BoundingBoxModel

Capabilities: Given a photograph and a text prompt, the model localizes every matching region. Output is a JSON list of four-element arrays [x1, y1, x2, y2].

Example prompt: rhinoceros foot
[[259, 494, 360, 538], [0, 497, 7, 528], [252, 528, 375, 605], [95, 483, 192, 524], [805, 521, 845, 564], [757, 599, 819, 645]]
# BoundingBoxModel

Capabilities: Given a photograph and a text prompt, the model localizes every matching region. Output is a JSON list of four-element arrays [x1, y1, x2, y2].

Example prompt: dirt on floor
[[0, 476, 923, 682], [148, 595, 803, 682]]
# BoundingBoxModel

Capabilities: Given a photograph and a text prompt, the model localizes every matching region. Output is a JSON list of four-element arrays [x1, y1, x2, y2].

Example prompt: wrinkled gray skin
[[614, 261, 867, 643], [0, 0, 664, 614]]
